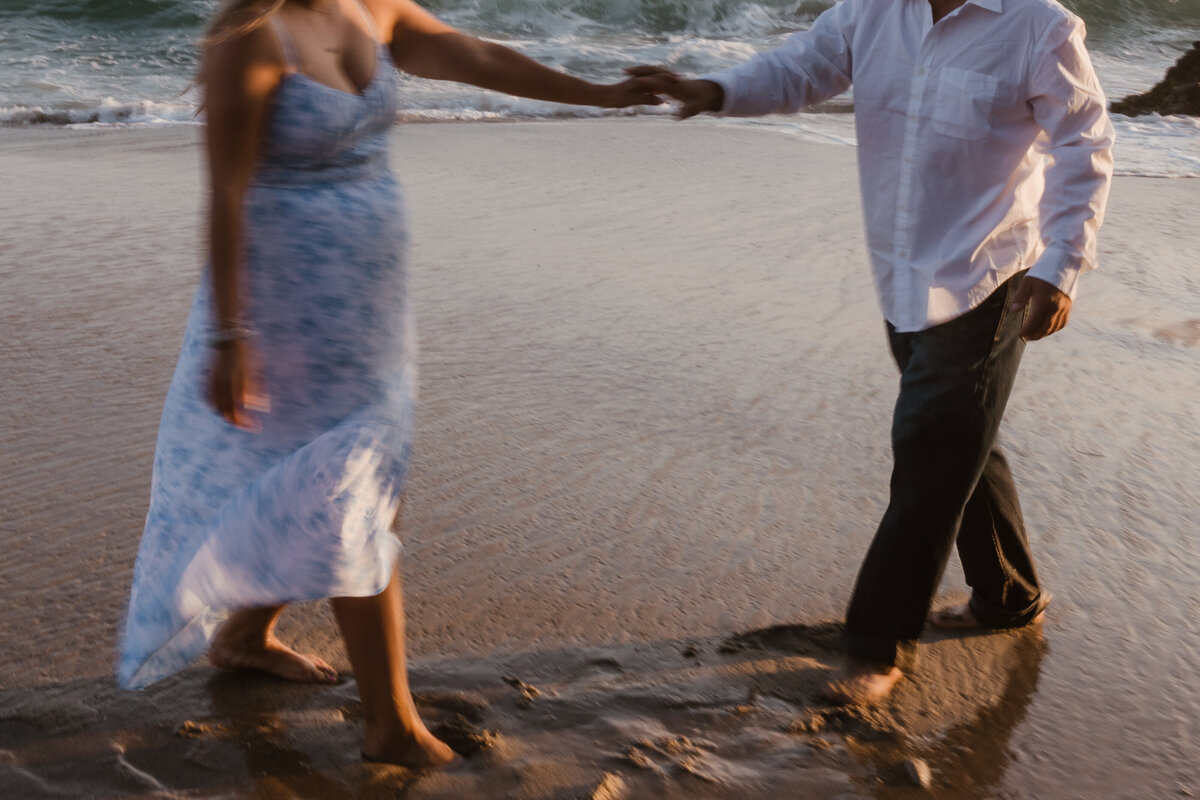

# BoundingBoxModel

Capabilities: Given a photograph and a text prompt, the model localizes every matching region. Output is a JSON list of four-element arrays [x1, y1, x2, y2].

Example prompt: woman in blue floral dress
[[118, 0, 660, 767]]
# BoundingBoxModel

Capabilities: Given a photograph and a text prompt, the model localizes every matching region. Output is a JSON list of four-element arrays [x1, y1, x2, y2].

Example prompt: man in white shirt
[[632, 0, 1114, 703]]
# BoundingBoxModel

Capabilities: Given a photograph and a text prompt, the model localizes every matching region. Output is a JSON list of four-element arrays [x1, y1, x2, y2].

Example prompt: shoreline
[[2, 120, 1197, 798], [3, 109, 1200, 178]]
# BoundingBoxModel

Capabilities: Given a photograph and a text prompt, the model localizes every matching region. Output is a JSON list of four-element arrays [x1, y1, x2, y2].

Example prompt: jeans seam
[[991, 279, 1014, 343], [973, 276, 1025, 613], [971, 288, 1012, 605], [993, 269, 1029, 343], [971, 327, 1000, 441], [984, 494, 1017, 606]]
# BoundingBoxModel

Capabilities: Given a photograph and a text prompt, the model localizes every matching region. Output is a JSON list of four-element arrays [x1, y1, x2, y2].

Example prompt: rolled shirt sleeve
[[699, 0, 856, 117], [1026, 14, 1115, 298]]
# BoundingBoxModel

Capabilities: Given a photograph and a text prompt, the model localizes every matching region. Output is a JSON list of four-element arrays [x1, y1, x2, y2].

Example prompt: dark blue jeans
[[843, 272, 1049, 669]]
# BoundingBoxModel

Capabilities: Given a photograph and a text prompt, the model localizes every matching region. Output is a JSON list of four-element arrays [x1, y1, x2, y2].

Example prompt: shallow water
[[0, 122, 1197, 798]]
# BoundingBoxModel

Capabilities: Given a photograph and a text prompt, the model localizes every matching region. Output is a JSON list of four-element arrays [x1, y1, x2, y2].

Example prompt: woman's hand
[[596, 75, 667, 109], [624, 66, 724, 118], [208, 340, 269, 430]]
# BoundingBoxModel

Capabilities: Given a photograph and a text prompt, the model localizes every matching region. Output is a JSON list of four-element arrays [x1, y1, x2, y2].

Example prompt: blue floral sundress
[[118, 28, 411, 689]]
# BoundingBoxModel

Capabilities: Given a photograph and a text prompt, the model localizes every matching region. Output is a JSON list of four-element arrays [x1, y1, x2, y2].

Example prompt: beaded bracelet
[[210, 320, 256, 349]]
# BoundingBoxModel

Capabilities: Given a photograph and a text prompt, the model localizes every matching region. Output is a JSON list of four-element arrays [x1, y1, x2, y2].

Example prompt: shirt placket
[[892, 20, 936, 330]]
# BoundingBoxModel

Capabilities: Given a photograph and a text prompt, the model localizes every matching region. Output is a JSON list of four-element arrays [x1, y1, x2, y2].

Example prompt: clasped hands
[[618, 66, 722, 118]]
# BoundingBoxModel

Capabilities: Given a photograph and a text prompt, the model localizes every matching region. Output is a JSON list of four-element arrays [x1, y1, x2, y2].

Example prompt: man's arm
[[629, 0, 857, 119], [701, 0, 855, 117], [1019, 13, 1115, 340]]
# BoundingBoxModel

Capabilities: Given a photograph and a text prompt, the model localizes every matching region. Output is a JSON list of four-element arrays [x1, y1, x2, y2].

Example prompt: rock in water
[[1110, 42, 1200, 117]]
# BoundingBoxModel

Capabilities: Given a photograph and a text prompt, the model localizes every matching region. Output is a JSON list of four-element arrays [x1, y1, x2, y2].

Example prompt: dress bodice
[[253, 46, 400, 186]]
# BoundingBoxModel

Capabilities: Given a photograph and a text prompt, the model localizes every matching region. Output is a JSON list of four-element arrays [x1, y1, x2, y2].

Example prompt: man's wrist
[[700, 80, 725, 113]]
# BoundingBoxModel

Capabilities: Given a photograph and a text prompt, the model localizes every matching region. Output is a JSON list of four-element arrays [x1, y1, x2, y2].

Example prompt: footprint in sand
[[416, 690, 498, 756], [416, 690, 490, 722], [623, 734, 725, 783], [1153, 319, 1200, 347], [431, 713, 500, 757], [502, 674, 543, 708]]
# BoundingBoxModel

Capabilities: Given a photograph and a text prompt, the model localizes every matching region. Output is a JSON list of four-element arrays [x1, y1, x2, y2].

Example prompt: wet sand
[[1, 120, 1197, 798]]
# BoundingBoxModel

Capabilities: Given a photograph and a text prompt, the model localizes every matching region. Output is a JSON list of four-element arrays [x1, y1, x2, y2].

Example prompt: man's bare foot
[[209, 629, 338, 683], [362, 725, 457, 769], [823, 659, 903, 705], [928, 603, 1045, 631]]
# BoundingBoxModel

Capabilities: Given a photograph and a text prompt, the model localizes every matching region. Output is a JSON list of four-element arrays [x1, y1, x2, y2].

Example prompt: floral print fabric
[[118, 49, 410, 689]]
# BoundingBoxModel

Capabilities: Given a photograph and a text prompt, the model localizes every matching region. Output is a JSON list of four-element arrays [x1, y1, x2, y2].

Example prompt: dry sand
[[1, 120, 1197, 799]]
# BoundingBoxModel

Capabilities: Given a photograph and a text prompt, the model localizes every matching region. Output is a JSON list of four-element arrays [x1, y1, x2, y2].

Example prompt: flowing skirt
[[118, 172, 415, 689]]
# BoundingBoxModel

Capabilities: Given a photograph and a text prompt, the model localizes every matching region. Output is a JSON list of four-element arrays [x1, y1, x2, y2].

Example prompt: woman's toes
[[209, 639, 339, 684]]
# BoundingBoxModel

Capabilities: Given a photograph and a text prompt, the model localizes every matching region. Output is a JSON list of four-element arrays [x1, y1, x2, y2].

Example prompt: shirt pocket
[[930, 67, 999, 141]]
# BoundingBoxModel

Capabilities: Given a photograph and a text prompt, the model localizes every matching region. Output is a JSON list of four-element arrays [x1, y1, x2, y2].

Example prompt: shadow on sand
[[0, 620, 1045, 799]]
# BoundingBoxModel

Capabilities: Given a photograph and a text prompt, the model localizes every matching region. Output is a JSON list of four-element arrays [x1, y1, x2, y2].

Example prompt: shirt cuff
[[1027, 243, 1088, 300], [696, 72, 736, 116]]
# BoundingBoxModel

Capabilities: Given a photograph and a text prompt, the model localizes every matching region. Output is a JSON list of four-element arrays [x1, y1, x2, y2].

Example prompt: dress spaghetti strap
[[268, 14, 302, 72]]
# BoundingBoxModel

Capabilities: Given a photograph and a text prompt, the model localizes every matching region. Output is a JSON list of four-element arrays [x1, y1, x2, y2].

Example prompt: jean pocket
[[990, 270, 1029, 343], [930, 67, 998, 141]]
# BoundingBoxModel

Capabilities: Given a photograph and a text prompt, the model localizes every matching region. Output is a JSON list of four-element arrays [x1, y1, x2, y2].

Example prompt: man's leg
[[830, 273, 1032, 700], [938, 447, 1048, 628]]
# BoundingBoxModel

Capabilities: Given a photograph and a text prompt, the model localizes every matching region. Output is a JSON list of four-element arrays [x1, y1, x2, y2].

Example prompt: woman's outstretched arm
[[373, 0, 662, 108]]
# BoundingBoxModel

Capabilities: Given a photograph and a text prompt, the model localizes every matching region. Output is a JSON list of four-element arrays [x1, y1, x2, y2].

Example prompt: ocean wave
[[3, 0, 208, 28], [379, 0, 1200, 39], [1110, 112, 1200, 177], [0, 98, 199, 128], [416, 0, 1200, 41], [0, 0, 1194, 178], [6, 0, 1199, 40], [425, 0, 820, 38], [1065, 0, 1200, 31]]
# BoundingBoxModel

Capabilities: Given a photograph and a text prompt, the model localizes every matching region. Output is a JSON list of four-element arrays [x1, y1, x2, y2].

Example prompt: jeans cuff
[[969, 591, 1051, 629], [842, 631, 918, 671]]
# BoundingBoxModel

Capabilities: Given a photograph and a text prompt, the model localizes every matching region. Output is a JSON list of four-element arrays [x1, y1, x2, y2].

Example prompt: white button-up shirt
[[703, 0, 1115, 332]]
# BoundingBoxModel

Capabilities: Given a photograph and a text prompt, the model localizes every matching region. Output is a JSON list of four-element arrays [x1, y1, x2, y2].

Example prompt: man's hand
[[1010, 276, 1072, 341], [624, 66, 724, 119]]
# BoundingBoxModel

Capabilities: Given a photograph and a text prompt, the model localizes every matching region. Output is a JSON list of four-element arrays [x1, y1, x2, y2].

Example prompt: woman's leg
[[330, 566, 454, 767], [209, 605, 339, 682]]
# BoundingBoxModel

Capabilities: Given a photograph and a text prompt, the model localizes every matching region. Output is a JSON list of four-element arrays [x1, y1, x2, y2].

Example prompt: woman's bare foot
[[928, 603, 1045, 631], [822, 659, 903, 705], [362, 724, 456, 769], [209, 610, 338, 683]]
